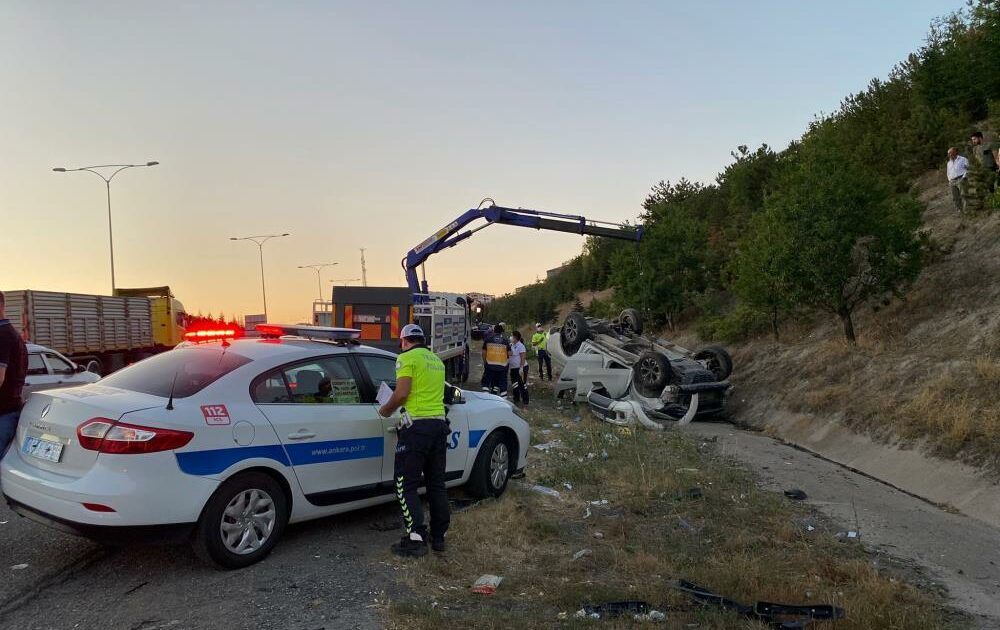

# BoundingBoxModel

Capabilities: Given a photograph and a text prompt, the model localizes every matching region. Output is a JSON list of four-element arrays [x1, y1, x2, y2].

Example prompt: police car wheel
[[466, 433, 512, 498], [194, 472, 289, 569]]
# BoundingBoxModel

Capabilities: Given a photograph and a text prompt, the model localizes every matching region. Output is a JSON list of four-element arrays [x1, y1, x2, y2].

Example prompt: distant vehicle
[[24, 343, 101, 397], [2, 325, 530, 569], [470, 322, 493, 340], [4, 287, 187, 375], [548, 309, 733, 428]]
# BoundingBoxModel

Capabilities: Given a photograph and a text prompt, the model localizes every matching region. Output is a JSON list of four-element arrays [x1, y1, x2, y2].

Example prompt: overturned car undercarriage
[[547, 309, 734, 429]]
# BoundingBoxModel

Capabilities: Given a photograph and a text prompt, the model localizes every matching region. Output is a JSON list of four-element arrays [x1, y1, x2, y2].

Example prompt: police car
[[1, 325, 530, 569]]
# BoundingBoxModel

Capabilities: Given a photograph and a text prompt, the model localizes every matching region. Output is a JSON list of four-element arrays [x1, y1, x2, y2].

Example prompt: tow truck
[[314, 200, 641, 383]]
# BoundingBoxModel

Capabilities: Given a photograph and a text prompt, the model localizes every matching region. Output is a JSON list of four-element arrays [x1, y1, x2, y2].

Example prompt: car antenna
[[166, 371, 179, 411]]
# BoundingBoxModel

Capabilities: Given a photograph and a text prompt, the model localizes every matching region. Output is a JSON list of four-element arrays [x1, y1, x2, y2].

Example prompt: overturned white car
[[547, 309, 733, 429]]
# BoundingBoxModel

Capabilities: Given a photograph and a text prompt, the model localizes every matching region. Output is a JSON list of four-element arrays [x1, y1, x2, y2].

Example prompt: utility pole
[[360, 248, 368, 287]]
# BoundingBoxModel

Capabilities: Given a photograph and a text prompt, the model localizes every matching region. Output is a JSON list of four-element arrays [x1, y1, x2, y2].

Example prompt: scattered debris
[[589, 499, 610, 506], [593, 531, 605, 539], [784, 488, 808, 501], [563, 482, 573, 490], [576, 601, 663, 621], [685, 487, 704, 500], [572, 548, 593, 561], [10, 564, 28, 571], [600, 449, 609, 460], [676, 516, 701, 534], [552, 423, 562, 428], [676, 468, 699, 474], [521, 483, 562, 499], [675, 580, 845, 627], [533, 440, 562, 452], [583, 507, 592, 519], [471, 574, 503, 595], [836, 531, 860, 541]]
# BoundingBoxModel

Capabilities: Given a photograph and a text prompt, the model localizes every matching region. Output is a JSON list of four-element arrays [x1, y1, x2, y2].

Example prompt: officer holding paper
[[377, 324, 450, 557]]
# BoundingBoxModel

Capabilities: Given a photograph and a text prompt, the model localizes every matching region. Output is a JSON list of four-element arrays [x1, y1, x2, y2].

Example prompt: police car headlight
[[508, 403, 529, 421]]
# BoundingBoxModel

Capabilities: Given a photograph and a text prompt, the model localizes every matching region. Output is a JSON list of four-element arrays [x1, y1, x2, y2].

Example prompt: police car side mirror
[[444, 385, 464, 405]]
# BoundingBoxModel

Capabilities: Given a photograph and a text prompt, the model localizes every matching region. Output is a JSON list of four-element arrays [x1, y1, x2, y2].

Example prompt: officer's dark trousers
[[482, 364, 508, 395], [509, 367, 529, 404], [537, 349, 552, 380], [394, 418, 450, 542]]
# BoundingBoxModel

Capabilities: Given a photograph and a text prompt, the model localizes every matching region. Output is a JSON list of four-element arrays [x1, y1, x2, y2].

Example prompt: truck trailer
[[4, 286, 187, 374]]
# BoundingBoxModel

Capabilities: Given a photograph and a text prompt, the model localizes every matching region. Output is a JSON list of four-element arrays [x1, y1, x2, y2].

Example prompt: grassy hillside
[[728, 172, 1000, 468]]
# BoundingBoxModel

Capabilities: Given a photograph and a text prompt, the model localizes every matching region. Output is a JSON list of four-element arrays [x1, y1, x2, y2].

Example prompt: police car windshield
[[100, 347, 252, 398]]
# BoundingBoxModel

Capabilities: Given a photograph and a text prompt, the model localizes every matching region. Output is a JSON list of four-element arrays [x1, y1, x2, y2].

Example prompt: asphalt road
[[0, 484, 403, 630]]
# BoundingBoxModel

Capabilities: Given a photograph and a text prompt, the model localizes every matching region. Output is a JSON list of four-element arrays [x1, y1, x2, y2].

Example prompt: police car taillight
[[77, 418, 194, 454]]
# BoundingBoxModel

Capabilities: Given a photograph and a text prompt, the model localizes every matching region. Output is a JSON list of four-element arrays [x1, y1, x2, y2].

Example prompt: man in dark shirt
[[0, 291, 28, 455]]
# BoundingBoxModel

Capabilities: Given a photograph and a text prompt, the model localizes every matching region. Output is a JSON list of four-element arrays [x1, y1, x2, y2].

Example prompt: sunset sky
[[1, 1, 955, 324]]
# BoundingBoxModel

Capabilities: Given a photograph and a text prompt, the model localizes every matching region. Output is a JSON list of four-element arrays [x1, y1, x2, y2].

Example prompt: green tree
[[729, 208, 797, 340], [761, 143, 926, 343]]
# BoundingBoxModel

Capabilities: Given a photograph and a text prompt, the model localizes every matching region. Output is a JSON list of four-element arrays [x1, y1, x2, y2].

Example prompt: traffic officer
[[531, 323, 552, 381], [378, 324, 450, 557]]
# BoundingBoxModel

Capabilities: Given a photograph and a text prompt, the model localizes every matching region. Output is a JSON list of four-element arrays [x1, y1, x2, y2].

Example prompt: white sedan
[[25, 344, 101, 397], [2, 326, 530, 569]]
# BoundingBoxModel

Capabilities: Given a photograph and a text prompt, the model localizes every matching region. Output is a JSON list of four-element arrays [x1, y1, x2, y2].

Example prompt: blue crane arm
[[403, 204, 643, 300]]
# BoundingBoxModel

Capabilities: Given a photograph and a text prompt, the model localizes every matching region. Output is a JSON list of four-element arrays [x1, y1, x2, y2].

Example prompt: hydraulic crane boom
[[402, 200, 643, 301]]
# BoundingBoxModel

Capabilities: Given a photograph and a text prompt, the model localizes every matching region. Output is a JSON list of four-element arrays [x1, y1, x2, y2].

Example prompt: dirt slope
[[726, 171, 1000, 470]]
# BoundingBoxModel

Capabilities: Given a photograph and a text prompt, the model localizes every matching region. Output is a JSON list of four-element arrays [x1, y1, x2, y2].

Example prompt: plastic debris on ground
[[589, 499, 610, 506], [576, 601, 664, 621], [520, 483, 562, 499], [784, 488, 808, 501], [471, 574, 503, 595], [593, 531, 604, 539], [533, 440, 562, 452], [675, 580, 845, 627], [836, 530, 860, 541], [685, 487, 704, 500], [572, 548, 593, 561], [10, 564, 28, 570], [563, 482, 573, 490]]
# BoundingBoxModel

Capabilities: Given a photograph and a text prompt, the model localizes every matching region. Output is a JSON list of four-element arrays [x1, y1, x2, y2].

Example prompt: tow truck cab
[[314, 286, 471, 383]]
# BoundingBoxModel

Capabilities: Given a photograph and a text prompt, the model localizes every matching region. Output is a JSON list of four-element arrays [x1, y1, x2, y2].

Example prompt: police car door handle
[[287, 430, 317, 440]]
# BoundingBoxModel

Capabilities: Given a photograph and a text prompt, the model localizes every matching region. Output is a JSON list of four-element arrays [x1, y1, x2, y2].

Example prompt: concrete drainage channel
[[682, 420, 1000, 629]]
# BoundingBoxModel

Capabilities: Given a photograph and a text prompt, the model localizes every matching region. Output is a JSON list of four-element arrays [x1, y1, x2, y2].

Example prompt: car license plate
[[21, 436, 64, 463]]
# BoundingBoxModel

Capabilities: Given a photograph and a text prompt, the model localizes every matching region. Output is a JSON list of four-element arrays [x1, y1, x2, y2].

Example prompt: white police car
[[1, 325, 530, 569]]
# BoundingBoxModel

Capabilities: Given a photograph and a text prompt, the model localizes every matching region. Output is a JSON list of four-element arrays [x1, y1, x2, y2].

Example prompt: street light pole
[[298, 263, 339, 300], [230, 233, 290, 322], [52, 161, 159, 292]]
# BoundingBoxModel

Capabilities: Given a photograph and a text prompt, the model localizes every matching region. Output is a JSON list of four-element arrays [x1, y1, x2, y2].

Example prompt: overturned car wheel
[[633, 350, 673, 398], [694, 346, 733, 381], [619, 308, 643, 336], [560, 312, 591, 356]]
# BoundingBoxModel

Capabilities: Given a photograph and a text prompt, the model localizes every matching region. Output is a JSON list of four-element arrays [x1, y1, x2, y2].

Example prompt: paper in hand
[[376, 381, 394, 407]]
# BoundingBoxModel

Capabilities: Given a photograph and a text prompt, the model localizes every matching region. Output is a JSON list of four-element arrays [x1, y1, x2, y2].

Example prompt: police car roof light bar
[[402, 201, 643, 303], [255, 324, 362, 343]]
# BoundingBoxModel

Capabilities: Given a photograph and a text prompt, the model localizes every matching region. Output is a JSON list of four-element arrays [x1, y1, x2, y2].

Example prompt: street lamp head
[[53, 168, 66, 172], [281, 233, 290, 237], [229, 237, 239, 241], [146, 161, 159, 167]]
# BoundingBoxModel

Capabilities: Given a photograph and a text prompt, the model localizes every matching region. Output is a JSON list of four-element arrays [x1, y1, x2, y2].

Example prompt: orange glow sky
[[1, 2, 953, 323]]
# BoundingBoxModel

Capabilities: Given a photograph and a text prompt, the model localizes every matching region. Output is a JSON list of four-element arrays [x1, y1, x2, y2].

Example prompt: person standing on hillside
[[946, 147, 970, 212], [531, 323, 552, 381], [969, 131, 999, 195], [508, 330, 529, 406], [481, 323, 510, 396], [0, 291, 28, 455]]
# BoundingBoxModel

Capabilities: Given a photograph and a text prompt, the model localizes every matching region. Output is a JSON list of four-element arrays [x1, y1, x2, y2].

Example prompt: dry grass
[[384, 396, 955, 629]]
